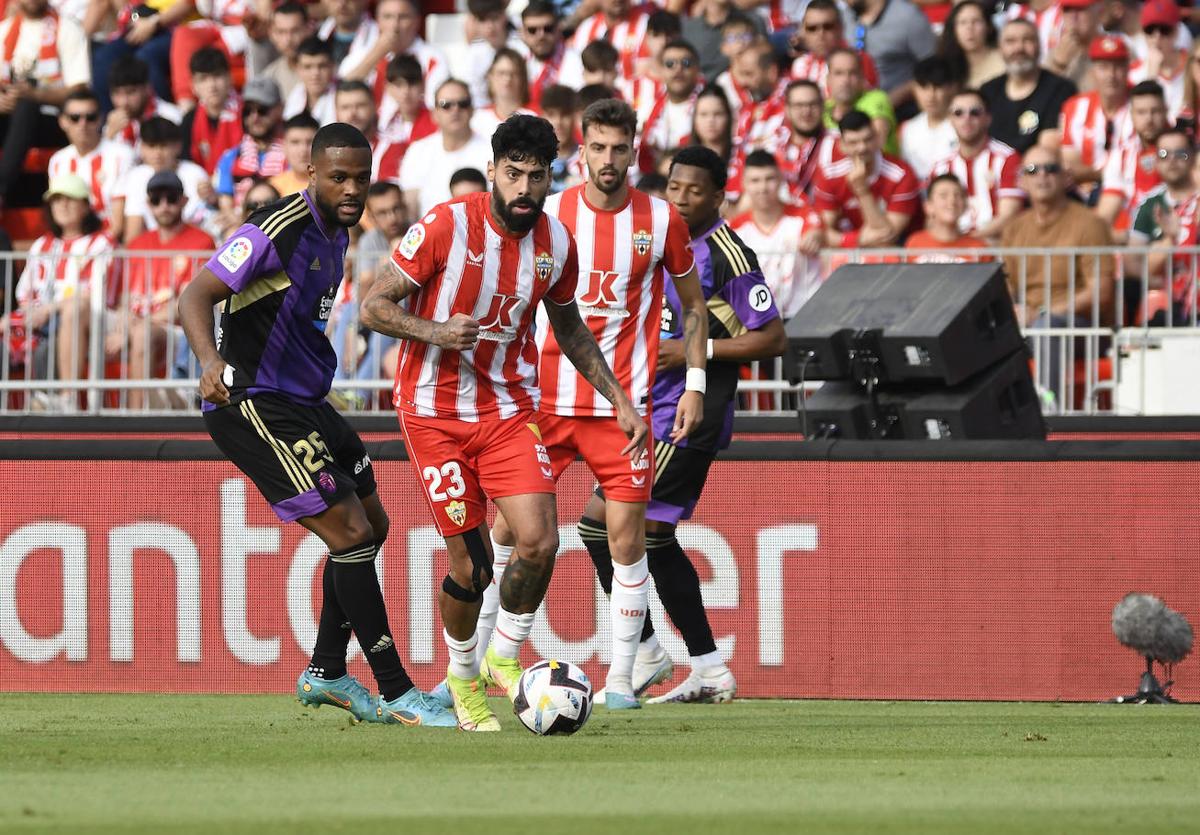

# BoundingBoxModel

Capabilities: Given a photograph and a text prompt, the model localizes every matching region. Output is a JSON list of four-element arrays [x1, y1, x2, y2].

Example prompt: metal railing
[[1, 245, 1198, 417]]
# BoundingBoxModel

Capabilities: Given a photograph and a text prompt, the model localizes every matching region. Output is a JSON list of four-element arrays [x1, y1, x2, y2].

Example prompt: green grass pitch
[[1, 695, 1197, 834]]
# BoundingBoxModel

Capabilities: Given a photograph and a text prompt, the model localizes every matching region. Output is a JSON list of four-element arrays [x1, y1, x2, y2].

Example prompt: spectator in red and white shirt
[[638, 39, 704, 175], [762, 79, 841, 203], [570, 0, 655, 82], [1128, 0, 1188, 118], [905, 174, 990, 261], [1098, 79, 1169, 239], [788, 0, 880, 97], [316, 0, 376, 69], [1059, 35, 1135, 195], [1041, 0, 1103, 92], [179, 47, 243, 175], [284, 36, 337, 125], [730, 38, 788, 152], [17, 174, 118, 412], [104, 56, 182, 157], [517, 1, 582, 111], [375, 54, 437, 184], [928, 88, 1024, 240], [116, 170, 216, 410], [339, 0, 449, 111], [579, 39, 621, 90], [49, 89, 135, 239], [168, 0, 252, 107], [730, 150, 825, 318], [471, 48, 538, 138], [812, 109, 921, 247]]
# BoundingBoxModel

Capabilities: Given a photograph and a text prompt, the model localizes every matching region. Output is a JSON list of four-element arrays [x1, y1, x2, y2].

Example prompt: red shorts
[[398, 410, 555, 536], [538, 413, 654, 503]]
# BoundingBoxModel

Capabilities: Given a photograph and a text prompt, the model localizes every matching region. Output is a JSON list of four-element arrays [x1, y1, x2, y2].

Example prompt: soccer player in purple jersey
[[581, 145, 788, 703], [177, 123, 454, 727]]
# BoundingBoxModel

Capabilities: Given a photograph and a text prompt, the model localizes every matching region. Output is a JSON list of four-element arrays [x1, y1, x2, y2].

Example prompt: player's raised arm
[[177, 267, 234, 406]]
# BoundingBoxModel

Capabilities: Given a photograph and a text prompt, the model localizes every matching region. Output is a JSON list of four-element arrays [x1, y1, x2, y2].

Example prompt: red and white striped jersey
[[790, 50, 880, 97], [729, 205, 824, 319], [1059, 91, 1134, 172], [928, 140, 1024, 234], [47, 140, 135, 224], [389, 191, 578, 421], [618, 75, 664, 132], [569, 5, 654, 81], [16, 232, 118, 307], [536, 185, 694, 418], [767, 130, 842, 202], [1102, 139, 1162, 227], [811, 152, 922, 235], [1004, 2, 1062, 57]]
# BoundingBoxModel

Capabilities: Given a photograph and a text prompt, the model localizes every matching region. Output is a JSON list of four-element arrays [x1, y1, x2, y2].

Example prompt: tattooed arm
[[543, 298, 649, 456], [360, 260, 479, 351]]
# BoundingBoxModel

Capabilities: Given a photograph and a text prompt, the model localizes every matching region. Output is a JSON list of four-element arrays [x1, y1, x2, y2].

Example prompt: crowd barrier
[[3, 246, 1200, 417], [1, 440, 1196, 702]]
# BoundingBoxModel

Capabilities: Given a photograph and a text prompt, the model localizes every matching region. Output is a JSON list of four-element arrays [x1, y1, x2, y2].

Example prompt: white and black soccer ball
[[512, 660, 593, 735]]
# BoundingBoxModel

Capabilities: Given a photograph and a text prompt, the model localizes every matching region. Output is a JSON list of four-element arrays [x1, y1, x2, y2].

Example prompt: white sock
[[690, 650, 723, 675], [492, 607, 535, 659], [638, 633, 661, 657], [475, 538, 512, 664], [444, 629, 479, 680], [608, 555, 649, 694]]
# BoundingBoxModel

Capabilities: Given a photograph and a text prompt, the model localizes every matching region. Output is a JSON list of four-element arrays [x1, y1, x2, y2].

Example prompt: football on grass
[[513, 660, 593, 735]]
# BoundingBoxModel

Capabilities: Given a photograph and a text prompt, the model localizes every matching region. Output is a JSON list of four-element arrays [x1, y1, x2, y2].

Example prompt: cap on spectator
[[242, 78, 282, 108], [1059, 0, 1097, 9], [147, 170, 184, 194], [1088, 35, 1129, 61], [43, 173, 90, 201], [1142, 0, 1181, 28]]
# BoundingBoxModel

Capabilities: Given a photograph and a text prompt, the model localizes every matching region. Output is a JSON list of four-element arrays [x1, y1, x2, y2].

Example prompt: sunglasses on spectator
[[804, 22, 838, 32], [148, 191, 183, 206], [437, 98, 471, 111], [663, 58, 696, 70], [1158, 148, 1192, 160], [245, 104, 275, 117], [1022, 163, 1061, 175], [952, 107, 985, 118], [64, 111, 100, 123], [1144, 24, 1176, 36], [524, 23, 556, 34]]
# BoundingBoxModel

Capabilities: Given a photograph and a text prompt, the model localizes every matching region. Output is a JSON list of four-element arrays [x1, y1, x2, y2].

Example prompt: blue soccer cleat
[[604, 691, 642, 710], [428, 679, 454, 710], [297, 670, 376, 722], [373, 687, 458, 727]]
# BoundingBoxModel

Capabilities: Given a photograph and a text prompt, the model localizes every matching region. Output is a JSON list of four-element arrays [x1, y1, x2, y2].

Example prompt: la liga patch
[[398, 223, 426, 260], [218, 237, 254, 273]]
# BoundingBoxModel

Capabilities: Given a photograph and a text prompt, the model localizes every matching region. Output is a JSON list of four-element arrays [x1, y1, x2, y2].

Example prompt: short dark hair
[[108, 55, 149, 90], [284, 112, 320, 133], [1156, 126, 1194, 149], [647, 9, 682, 36], [467, 0, 506, 19], [744, 149, 778, 170], [335, 79, 373, 99], [927, 173, 965, 196], [449, 167, 488, 189], [189, 46, 230, 76], [826, 46, 861, 70], [670, 145, 727, 190], [1131, 79, 1166, 101], [274, 1, 307, 20], [581, 97, 638, 141], [297, 35, 334, 59], [661, 38, 699, 61], [140, 116, 182, 145], [804, 0, 840, 16], [387, 53, 423, 85], [720, 13, 757, 33], [521, 0, 558, 20], [838, 108, 873, 135], [785, 78, 822, 101], [368, 181, 403, 200], [581, 40, 619, 72], [62, 88, 99, 109], [913, 55, 955, 88], [311, 122, 372, 159], [951, 87, 989, 112], [540, 84, 577, 114], [578, 84, 617, 110], [434, 78, 470, 102], [492, 113, 558, 167]]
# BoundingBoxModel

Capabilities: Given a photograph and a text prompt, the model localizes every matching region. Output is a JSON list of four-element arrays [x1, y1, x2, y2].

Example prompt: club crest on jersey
[[445, 500, 467, 527], [535, 251, 554, 281], [633, 229, 652, 255]]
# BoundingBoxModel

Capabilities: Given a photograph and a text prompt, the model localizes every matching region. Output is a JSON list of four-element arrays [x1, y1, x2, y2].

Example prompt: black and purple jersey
[[203, 191, 349, 410], [654, 218, 780, 451]]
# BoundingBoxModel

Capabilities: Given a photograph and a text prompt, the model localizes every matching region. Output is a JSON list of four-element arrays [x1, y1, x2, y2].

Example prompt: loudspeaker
[[803, 350, 1047, 440], [784, 262, 1023, 386]]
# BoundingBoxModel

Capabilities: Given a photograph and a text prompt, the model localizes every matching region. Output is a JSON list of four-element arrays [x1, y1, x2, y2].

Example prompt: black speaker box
[[784, 262, 1023, 386], [802, 350, 1047, 440]]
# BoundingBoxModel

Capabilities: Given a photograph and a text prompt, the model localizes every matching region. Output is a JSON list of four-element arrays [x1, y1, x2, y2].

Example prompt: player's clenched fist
[[434, 313, 480, 351], [199, 359, 231, 406]]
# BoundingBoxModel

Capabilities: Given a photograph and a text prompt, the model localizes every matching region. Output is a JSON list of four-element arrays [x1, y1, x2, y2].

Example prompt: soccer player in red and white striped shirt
[[362, 114, 650, 731], [928, 89, 1024, 240], [484, 98, 709, 709]]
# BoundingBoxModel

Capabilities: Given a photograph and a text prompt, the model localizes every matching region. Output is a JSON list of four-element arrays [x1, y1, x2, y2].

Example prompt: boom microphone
[[1111, 592, 1194, 664]]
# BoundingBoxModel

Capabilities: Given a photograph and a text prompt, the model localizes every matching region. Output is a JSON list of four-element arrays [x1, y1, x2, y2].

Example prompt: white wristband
[[685, 367, 706, 394], [706, 338, 714, 360]]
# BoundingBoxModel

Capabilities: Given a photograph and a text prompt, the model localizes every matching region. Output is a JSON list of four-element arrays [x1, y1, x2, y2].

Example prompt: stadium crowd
[[0, 0, 1197, 409]]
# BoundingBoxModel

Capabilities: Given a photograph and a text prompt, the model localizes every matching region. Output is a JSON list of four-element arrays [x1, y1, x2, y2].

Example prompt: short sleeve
[[718, 269, 781, 333], [1101, 148, 1128, 200], [662, 205, 695, 277], [885, 169, 921, 215], [204, 224, 281, 293], [389, 207, 452, 286], [545, 236, 579, 305], [810, 170, 840, 212], [997, 152, 1024, 199]]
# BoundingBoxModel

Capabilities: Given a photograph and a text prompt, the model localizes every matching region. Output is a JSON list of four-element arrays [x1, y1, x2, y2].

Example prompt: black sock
[[329, 541, 414, 701], [580, 516, 655, 642], [647, 533, 716, 656], [309, 557, 350, 680]]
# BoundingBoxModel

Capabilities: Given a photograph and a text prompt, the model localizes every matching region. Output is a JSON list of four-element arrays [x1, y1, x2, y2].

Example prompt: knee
[[518, 529, 559, 563]]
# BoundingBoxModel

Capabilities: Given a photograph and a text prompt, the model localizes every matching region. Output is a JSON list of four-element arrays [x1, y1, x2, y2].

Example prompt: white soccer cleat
[[646, 666, 736, 704], [632, 644, 674, 696]]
